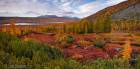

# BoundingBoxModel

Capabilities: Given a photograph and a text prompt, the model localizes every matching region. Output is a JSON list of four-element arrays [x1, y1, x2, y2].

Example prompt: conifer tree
[[122, 40, 132, 60]]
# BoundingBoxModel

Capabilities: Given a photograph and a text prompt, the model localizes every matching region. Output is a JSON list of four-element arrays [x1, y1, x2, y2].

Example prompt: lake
[[3, 22, 64, 26]]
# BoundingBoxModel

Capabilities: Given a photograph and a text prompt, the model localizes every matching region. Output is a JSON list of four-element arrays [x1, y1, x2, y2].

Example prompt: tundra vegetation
[[0, 16, 140, 69], [0, 32, 140, 69]]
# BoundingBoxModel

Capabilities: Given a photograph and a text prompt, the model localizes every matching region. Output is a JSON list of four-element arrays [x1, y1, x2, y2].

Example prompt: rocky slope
[[85, 0, 140, 22], [112, 2, 140, 20]]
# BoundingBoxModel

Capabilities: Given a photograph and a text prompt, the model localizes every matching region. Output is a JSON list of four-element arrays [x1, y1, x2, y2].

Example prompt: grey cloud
[[0, 0, 126, 18]]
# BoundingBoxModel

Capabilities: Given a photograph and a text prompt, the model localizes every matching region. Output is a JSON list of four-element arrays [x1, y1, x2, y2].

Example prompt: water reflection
[[3, 22, 64, 26]]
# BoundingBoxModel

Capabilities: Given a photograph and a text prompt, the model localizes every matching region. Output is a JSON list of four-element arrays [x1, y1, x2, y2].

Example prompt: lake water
[[3, 22, 64, 26], [4, 23, 39, 26]]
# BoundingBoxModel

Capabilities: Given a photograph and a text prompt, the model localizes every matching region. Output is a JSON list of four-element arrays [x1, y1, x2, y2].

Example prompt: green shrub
[[45, 58, 82, 69], [56, 34, 74, 45], [92, 39, 106, 48], [83, 58, 130, 69], [0, 32, 64, 68], [66, 35, 74, 44], [135, 56, 140, 69]]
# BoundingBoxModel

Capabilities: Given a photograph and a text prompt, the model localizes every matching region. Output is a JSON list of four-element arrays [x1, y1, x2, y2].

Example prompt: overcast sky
[[0, 0, 127, 18]]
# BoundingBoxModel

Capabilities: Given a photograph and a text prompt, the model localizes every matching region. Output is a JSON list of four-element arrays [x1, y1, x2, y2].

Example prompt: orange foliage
[[9, 20, 22, 35], [122, 40, 132, 59], [55, 34, 67, 43], [23, 37, 31, 42]]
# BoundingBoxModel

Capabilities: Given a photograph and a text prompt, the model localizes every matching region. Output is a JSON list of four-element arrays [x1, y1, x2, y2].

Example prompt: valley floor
[[20, 32, 140, 61]]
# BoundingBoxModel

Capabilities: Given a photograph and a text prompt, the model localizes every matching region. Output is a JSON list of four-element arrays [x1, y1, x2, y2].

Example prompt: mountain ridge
[[0, 15, 79, 24], [38, 15, 79, 20]]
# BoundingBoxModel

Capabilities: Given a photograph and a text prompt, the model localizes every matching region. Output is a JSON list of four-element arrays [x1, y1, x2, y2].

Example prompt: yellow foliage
[[55, 34, 67, 43], [122, 40, 132, 59], [23, 37, 32, 42], [1, 19, 22, 35], [1, 27, 7, 33], [36, 26, 46, 32], [79, 40, 93, 47]]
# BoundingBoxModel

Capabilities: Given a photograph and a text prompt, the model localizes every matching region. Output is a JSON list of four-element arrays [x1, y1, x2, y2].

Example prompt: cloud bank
[[0, 0, 127, 18]]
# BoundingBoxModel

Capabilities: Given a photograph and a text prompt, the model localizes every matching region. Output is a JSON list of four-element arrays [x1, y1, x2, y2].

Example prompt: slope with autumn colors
[[84, 0, 140, 22]]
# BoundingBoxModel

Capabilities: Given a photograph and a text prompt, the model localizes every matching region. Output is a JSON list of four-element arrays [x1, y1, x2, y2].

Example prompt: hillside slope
[[85, 0, 140, 22]]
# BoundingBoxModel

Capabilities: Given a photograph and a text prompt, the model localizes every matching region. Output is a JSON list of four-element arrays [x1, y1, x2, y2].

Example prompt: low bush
[[92, 39, 106, 48], [79, 40, 93, 47], [83, 58, 130, 69], [0, 32, 64, 68], [56, 34, 74, 44], [66, 35, 75, 44], [135, 56, 140, 69]]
